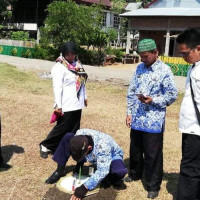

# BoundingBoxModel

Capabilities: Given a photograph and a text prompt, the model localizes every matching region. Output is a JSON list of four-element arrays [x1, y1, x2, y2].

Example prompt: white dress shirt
[[179, 61, 200, 136], [51, 62, 86, 112]]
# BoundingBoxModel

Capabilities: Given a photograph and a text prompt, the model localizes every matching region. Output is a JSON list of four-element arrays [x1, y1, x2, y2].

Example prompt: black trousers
[[129, 129, 163, 191], [177, 133, 200, 200], [40, 109, 82, 153], [0, 115, 3, 163]]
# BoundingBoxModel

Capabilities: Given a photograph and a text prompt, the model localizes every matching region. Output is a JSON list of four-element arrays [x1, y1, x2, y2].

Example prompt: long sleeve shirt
[[179, 61, 200, 136], [76, 129, 124, 191], [127, 59, 178, 133], [51, 62, 86, 112]]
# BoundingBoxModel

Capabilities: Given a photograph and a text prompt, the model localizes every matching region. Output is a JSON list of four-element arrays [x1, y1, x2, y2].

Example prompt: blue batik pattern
[[76, 129, 124, 191], [127, 59, 178, 133]]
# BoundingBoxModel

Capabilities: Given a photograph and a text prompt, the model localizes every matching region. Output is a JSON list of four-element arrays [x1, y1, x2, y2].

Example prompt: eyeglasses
[[179, 49, 194, 57]]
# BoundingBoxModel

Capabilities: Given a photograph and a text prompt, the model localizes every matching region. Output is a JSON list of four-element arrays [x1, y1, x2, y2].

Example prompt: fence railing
[[160, 56, 191, 77], [0, 39, 35, 58], [0, 45, 35, 58]]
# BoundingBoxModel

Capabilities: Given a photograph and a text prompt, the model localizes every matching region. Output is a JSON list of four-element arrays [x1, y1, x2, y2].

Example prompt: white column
[[164, 29, 170, 56], [126, 30, 131, 54], [164, 19, 171, 56], [36, 27, 40, 44]]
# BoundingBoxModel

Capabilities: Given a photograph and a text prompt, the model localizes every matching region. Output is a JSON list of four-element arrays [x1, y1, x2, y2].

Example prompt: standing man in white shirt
[[176, 28, 200, 200], [39, 41, 88, 159]]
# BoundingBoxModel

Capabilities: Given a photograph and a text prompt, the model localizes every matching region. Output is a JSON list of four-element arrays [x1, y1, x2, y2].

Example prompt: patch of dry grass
[[0, 63, 182, 200]]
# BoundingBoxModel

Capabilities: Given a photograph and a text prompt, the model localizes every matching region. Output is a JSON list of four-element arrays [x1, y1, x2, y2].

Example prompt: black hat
[[62, 41, 77, 56], [70, 135, 88, 162]]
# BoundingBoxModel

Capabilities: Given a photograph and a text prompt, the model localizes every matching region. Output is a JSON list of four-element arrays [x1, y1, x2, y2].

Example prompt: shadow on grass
[[138, 171, 178, 200], [43, 185, 117, 200], [1, 144, 24, 163], [43, 164, 121, 200], [124, 158, 178, 200], [163, 172, 179, 200], [141, 172, 178, 199]]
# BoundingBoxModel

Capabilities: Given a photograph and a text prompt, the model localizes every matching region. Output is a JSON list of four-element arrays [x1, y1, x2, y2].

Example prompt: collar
[[143, 59, 160, 72], [194, 60, 200, 67], [191, 60, 200, 70]]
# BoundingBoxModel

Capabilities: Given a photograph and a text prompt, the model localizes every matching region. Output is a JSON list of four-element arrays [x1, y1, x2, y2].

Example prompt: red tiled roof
[[75, 0, 111, 7]]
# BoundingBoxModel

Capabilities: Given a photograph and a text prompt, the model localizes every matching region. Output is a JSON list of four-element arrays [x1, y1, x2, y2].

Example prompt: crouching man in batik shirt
[[45, 129, 128, 200], [125, 39, 178, 199]]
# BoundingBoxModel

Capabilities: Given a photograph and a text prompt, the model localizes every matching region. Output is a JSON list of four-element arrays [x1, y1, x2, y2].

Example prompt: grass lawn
[[0, 63, 182, 200]]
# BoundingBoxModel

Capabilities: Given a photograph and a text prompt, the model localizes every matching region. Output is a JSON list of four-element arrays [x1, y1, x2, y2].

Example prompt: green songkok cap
[[137, 39, 157, 53]]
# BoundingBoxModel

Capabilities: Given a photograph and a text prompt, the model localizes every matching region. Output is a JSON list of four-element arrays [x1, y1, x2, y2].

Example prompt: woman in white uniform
[[40, 41, 88, 158]]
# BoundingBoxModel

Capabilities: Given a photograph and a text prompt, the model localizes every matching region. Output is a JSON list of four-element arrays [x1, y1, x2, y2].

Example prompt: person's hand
[[70, 184, 88, 200], [54, 108, 62, 116], [70, 195, 81, 200], [138, 95, 152, 104], [126, 115, 132, 128], [84, 99, 88, 107]]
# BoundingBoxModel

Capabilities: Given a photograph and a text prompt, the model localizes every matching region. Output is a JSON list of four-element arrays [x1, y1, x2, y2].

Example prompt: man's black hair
[[176, 28, 200, 49]]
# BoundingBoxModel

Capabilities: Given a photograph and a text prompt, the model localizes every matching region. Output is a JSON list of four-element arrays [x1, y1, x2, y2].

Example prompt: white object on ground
[[57, 175, 89, 194]]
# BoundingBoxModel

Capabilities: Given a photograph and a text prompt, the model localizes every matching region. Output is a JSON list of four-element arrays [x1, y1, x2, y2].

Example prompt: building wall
[[130, 17, 200, 31], [129, 16, 200, 56], [139, 30, 180, 56]]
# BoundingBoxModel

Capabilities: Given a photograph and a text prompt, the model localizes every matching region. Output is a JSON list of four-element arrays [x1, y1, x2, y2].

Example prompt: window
[[113, 14, 120, 28], [102, 12, 106, 27]]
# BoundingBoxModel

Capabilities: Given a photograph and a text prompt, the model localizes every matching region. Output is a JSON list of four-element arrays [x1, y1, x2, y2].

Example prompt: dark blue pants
[[177, 133, 200, 200], [53, 133, 74, 166], [107, 159, 128, 183], [53, 134, 127, 182]]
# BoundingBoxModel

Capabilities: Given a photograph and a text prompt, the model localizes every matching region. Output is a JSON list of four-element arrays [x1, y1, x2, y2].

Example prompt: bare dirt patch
[[106, 63, 138, 71], [0, 64, 182, 200]]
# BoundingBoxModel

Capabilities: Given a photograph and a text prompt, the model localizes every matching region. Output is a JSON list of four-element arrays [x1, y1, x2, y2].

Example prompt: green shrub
[[33, 44, 59, 61], [78, 48, 92, 65], [106, 28, 117, 43], [0, 46, 3, 54], [105, 47, 125, 62], [33, 44, 48, 59], [78, 48, 105, 66], [11, 47, 17, 56], [11, 31, 30, 41], [22, 49, 32, 58]]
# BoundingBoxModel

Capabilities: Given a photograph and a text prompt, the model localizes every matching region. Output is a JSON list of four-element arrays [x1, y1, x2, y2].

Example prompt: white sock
[[40, 145, 51, 152]]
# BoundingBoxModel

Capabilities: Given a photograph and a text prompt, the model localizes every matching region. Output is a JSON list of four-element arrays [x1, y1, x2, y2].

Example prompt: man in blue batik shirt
[[125, 39, 178, 199], [45, 129, 127, 200]]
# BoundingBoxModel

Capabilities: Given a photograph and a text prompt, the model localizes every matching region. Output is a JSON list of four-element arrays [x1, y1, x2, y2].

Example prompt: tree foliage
[[106, 28, 117, 43], [40, 0, 103, 49], [0, 0, 17, 23], [111, 0, 126, 12], [11, 31, 30, 41]]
